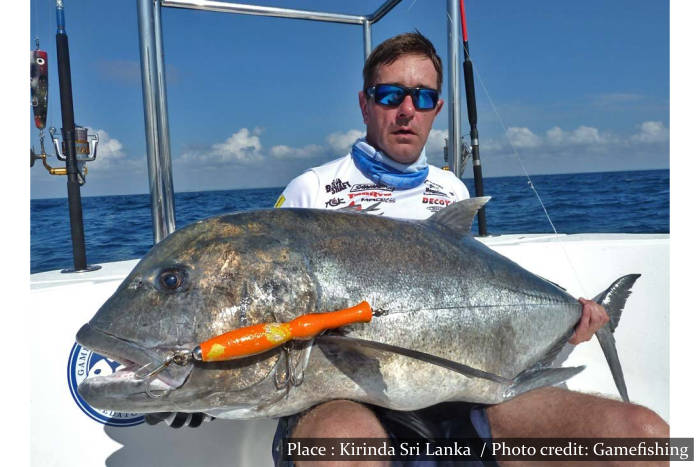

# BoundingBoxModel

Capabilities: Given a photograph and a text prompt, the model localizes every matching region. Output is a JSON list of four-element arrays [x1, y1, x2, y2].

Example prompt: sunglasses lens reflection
[[372, 85, 438, 110]]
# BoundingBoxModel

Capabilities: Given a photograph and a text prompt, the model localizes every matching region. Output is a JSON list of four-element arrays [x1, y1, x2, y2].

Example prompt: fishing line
[[47, 0, 60, 134], [471, 65, 558, 234], [445, 9, 556, 233], [444, 7, 590, 297], [473, 64, 590, 297]]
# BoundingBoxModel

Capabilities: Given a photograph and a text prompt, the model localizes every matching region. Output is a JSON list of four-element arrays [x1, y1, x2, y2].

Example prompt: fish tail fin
[[593, 273, 641, 403]]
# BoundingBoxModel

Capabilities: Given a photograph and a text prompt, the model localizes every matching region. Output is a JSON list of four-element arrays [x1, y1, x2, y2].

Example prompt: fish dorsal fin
[[427, 197, 490, 233]]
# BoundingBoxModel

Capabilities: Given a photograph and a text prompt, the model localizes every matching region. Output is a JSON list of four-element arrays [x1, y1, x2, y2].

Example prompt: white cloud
[[506, 127, 541, 148], [270, 144, 324, 159], [84, 128, 139, 171], [426, 129, 448, 154], [178, 127, 338, 167], [326, 129, 363, 153], [495, 122, 667, 153], [181, 128, 264, 164], [174, 120, 669, 174], [570, 126, 605, 144], [545, 126, 565, 145], [94, 129, 124, 159], [423, 129, 448, 165], [545, 125, 613, 146], [630, 121, 669, 143], [210, 128, 263, 163]]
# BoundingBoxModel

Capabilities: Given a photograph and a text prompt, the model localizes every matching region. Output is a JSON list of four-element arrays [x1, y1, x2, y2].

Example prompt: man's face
[[359, 54, 444, 164]]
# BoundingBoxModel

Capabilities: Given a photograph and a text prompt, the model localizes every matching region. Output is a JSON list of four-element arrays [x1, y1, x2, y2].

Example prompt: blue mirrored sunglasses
[[365, 84, 439, 110]]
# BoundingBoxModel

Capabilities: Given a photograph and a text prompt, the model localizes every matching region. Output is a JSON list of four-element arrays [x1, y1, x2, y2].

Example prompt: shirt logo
[[325, 178, 351, 195], [422, 197, 452, 206], [360, 197, 396, 204], [348, 191, 392, 199], [423, 180, 450, 198], [338, 201, 383, 214], [350, 183, 394, 193], [325, 197, 345, 208]]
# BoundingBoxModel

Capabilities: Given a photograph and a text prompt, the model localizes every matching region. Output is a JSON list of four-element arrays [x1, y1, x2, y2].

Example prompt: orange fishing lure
[[194, 301, 372, 362]]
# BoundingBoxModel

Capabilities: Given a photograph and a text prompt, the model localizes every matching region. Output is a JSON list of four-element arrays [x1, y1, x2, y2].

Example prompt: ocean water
[[30, 169, 669, 274]]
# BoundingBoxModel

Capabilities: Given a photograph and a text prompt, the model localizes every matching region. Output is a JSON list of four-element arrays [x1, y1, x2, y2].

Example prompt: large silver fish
[[76, 198, 638, 419]]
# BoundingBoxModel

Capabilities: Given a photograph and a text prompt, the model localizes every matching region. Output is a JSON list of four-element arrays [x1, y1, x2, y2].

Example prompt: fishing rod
[[53, 0, 99, 272], [459, 0, 487, 236], [456, 6, 591, 298]]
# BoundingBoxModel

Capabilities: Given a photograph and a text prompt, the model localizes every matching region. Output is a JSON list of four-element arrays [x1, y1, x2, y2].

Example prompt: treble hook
[[274, 346, 291, 391], [288, 345, 304, 387], [134, 350, 192, 399], [273, 343, 306, 394]]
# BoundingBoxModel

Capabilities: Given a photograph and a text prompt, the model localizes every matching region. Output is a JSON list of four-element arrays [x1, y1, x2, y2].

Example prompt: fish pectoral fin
[[317, 334, 390, 403], [427, 197, 490, 233], [505, 366, 585, 400], [317, 335, 511, 385]]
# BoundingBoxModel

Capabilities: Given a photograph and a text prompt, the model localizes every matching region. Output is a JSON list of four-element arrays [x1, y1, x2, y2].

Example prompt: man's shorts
[[271, 401, 497, 466]]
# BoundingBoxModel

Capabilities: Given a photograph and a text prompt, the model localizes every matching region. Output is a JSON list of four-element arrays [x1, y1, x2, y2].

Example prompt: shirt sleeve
[[455, 177, 470, 201], [273, 170, 320, 208]]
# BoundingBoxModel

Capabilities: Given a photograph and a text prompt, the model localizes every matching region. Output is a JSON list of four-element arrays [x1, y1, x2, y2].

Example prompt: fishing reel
[[442, 136, 471, 178], [31, 126, 99, 186]]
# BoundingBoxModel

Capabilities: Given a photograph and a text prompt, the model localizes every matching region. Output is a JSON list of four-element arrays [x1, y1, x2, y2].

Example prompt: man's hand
[[568, 298, 610, 345], [145, 412, 214, 428]]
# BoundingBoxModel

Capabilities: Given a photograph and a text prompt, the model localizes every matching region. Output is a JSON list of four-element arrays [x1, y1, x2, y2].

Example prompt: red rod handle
[[459, 0, 469, 42]]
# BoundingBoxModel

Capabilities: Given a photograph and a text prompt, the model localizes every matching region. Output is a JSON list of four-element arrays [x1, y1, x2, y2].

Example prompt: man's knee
[[486, 387, 669, 438], [292, 400, 388, 438], [606, 402, 669, 438]]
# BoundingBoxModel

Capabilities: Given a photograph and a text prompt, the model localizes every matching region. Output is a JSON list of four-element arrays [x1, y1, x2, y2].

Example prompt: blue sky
[[28, 0, 669, 199]]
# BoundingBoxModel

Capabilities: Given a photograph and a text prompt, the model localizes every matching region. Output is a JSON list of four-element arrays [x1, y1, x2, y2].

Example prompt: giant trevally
[[76, 198, 638, 419]]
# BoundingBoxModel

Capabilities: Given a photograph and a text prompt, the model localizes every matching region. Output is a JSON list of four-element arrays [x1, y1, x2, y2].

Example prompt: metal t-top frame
[[137, 0, 463, 243]]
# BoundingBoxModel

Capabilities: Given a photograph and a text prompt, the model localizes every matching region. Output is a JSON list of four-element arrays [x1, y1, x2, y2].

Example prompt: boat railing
[[136, 0, 465, 243]]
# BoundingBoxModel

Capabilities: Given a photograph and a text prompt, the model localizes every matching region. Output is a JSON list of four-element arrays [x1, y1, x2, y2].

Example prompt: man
[[273, 32, 668, 466], [274, 34, 467, 219]]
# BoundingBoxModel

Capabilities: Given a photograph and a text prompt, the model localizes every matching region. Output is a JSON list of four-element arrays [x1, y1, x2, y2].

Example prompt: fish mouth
[[75, 323, 194, 409]]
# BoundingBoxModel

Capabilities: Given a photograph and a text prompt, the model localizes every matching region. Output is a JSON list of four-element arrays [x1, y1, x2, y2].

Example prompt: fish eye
[[158, 268, 186, 291], [36, 57, 45, 65]]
